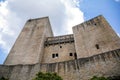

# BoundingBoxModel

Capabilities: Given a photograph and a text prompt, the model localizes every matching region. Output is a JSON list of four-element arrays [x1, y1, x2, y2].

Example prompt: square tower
[[73, 15, 120, 58], [4, 17, 53, 65]]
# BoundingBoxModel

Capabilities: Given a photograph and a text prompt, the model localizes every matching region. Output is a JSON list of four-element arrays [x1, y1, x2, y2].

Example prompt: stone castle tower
[[1, 15, 120, 80], [4, 17, 54, 65]]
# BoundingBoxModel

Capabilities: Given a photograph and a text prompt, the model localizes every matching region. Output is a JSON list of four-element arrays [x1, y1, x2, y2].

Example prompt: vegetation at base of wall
[[90, 76, 108, 80], [107, 76, 120, 80], [32, 72, 63, 80], [0, 77, 9, 80], [90, 76, 120, 80]]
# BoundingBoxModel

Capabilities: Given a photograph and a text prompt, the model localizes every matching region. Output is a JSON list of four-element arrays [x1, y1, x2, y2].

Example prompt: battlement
[[44, 34, 74, 46]]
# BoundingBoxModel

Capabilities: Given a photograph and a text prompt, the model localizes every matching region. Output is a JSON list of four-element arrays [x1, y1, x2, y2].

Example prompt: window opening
[[60, 46, 62, 48], [56, 53, 58, 57], [95, 44, 99, 49], [52, 53, 58, 58], [74, 53, 77, 59], [52, 54, 55, 58], [69, 53, 73, 56]]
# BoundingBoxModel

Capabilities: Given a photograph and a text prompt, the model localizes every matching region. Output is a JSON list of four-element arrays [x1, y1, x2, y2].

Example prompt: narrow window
[[52, 54, 55, 58], [56, 53, 58, 57], [95, 44, 99, 49], [69, 53, 73, 56], [74, 53, 77, 59], [60, 46, 62, 48]]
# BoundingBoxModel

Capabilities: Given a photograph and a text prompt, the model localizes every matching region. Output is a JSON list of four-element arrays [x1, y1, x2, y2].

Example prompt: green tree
[[32, 72, 63, 80]]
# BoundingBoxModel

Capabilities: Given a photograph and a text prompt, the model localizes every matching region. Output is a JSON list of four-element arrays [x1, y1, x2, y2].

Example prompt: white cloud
[[61, 0, 84, 34], [0, 1, 22, 53], [0, 0, 84, 53]]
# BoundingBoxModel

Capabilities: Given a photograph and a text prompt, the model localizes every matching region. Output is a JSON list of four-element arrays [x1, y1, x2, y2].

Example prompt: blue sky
[[0, 0, 120, 64], [80, 0, 120, 35], [0, 0, 5, 2]]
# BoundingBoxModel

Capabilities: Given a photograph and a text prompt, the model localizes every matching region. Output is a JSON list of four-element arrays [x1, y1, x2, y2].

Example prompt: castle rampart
[[0, 48, 120, 80]]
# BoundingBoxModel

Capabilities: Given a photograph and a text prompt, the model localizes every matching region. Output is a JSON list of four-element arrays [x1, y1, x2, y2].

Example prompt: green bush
[[107, 76, 120, 80], [90, 76, 109, 80], [0, 76, 8, 80], [32, 72, 63, 80]]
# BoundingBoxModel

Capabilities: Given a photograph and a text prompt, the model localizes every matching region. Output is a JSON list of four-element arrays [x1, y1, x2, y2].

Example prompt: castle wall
[[73, 15, 120, 58], [0, 49, 120, 80], [4, 17, 53, 65], [43, 43, 75, 63], [1, 15, 120, 80], [42, 34, 76, 63]]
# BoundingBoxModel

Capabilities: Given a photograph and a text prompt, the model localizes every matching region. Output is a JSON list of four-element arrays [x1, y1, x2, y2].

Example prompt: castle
[[0, 15, 120, 80]]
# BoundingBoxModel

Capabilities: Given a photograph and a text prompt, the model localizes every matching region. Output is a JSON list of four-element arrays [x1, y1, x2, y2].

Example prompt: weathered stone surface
[[4, 17, 53, 65], [0, 49, 120, 80], [43, 34, 76, 63], [1, 15, 120, 80], [73, 15, 120, 59]]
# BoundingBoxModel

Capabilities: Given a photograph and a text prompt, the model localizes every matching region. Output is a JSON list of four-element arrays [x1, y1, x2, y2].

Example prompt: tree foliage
[[0, 77, 8, 80], [32, 72, 63, 80]]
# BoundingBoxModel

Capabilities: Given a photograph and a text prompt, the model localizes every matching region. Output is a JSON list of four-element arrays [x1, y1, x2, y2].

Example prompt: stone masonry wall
[[0, 49, 120, 80], [4, 17, 53, 65], [73, 15, 120, 59], [42, 34, 76, 63], [43, 42, 75, 63]]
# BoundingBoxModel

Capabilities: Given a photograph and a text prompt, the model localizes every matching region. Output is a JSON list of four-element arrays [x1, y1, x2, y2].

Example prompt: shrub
[[90, 76, 109, 80], [0, 76, 8, 80], [32, 72, 63, 80]]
